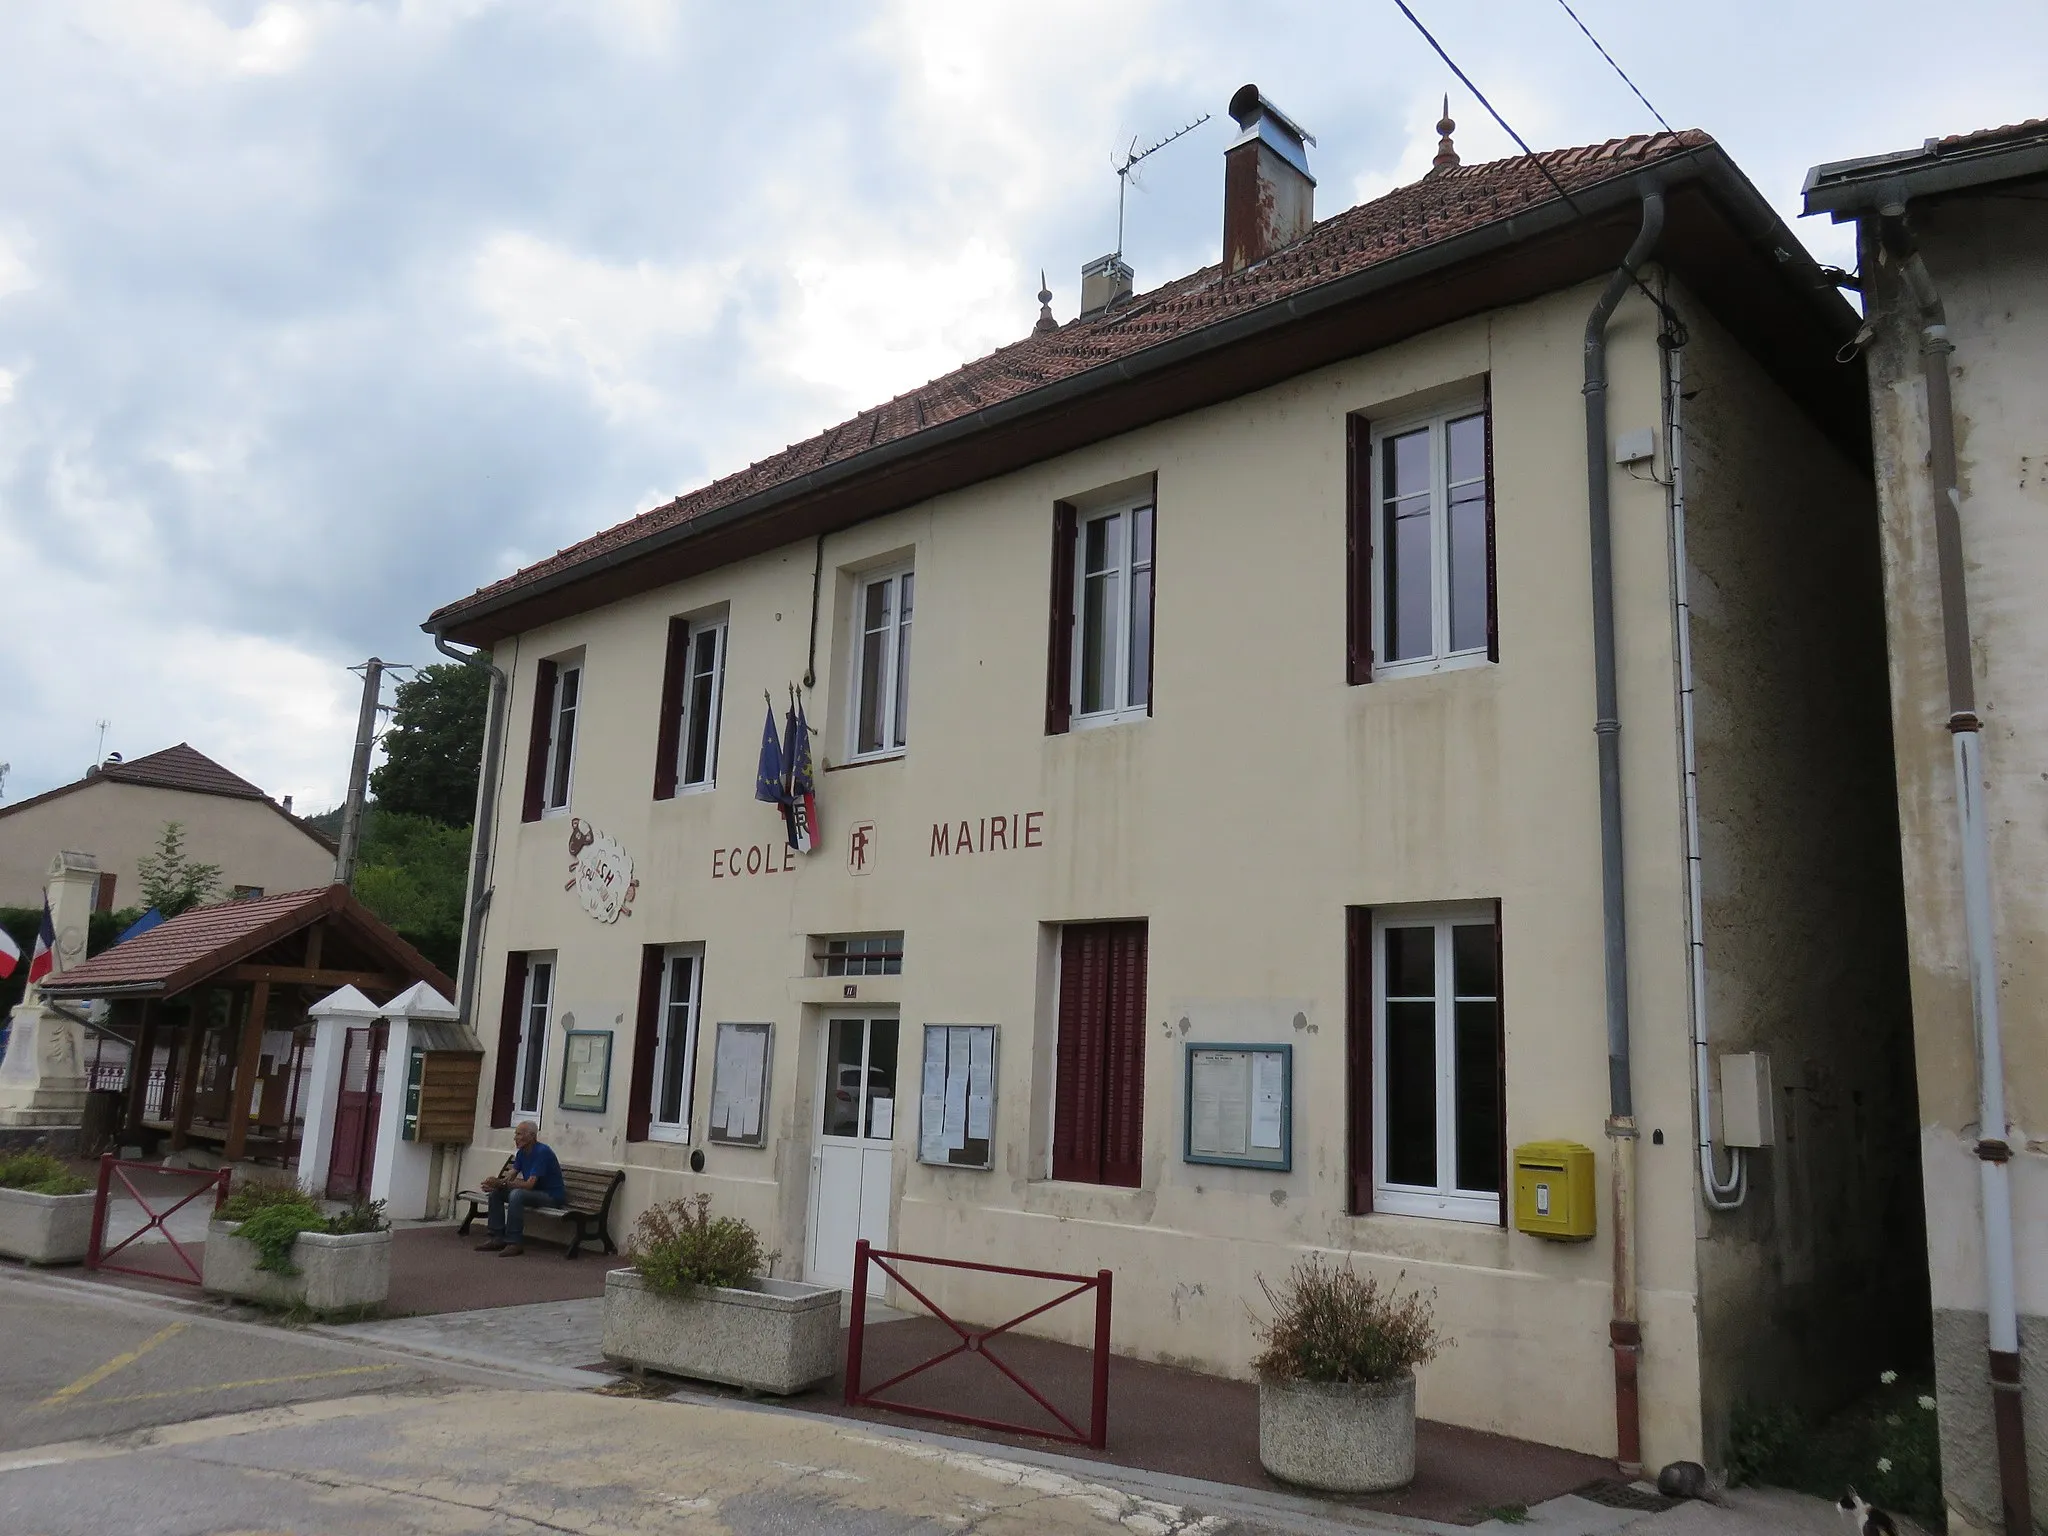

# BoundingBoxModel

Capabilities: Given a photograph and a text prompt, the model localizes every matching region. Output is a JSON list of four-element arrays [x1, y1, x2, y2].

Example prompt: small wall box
[[1513, 1141, 1597, 1241]]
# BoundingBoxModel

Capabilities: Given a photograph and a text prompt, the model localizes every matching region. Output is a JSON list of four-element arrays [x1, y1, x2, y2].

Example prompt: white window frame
[[1071, 497, 1154, 726], [513, 953, 556, 1122], [675, 619, 728, 793], [1372, 906, 1501, 1224], [1371, 400, 1489, 678], [848, 564, 913, 761], [542, 661, 582, 816], [648, 944, 704, 1142]]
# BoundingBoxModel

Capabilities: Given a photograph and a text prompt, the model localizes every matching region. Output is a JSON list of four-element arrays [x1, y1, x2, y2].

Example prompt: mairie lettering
[[929, 811, 1045, 858]]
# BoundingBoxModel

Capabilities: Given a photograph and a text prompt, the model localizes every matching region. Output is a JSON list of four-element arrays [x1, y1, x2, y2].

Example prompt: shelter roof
[[37, 884, 450, 1001]]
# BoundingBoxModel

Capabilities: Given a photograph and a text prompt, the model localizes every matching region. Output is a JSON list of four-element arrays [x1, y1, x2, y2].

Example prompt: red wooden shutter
[[1346, 906, 1374, 1214], [1494, 897, 1508, 1225], [1052, 925, 1107, 1181], [652, 619, 690, 801], [1483, 376, 1499, 664], [1100, 922, 1149, 1188], [626, 946, 664, 1141], [94, 872, 117, 912], [490, 951, 526, 1129], [1345, 414, 1373, 685], [521, 659, 557, 822], [1045, 501, 1078, 734]]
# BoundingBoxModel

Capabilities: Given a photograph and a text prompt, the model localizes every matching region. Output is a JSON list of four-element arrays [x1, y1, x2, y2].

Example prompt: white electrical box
[[1718, 1052, 1775, 1148], [1614, 428, 1656, 465]]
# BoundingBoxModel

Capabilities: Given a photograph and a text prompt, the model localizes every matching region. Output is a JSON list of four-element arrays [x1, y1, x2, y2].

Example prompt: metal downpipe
[[1585, 184, 1664, 1473], [434, 631, 508, 1034], [1878, 208, 2032, 1536]]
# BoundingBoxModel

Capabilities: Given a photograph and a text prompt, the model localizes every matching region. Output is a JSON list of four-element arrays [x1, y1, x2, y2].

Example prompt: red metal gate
[[844, 1240, 1112, 1449], [86, 1155, 231, 1286], [325, 1023, 385, 1201]]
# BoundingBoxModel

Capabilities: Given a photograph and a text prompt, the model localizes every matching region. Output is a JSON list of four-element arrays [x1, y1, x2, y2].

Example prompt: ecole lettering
[[712, 843, 799, 878]]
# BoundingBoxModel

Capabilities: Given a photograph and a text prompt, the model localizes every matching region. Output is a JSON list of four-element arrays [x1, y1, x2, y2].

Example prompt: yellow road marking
[[40, 1322, 188, 1407], [48, 1362, 403, 1410]]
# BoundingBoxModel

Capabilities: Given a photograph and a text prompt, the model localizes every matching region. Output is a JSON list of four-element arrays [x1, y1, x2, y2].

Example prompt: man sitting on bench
[[476, 1120, 566, 1257]]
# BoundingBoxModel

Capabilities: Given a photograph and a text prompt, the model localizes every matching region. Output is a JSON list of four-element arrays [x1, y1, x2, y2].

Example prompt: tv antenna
[[93, 719, 110, 768], [1114, 112, 1210, 257]]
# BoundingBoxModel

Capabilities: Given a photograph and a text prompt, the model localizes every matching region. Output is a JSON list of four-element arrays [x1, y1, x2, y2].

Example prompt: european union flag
[[753, 702, 785, 805]]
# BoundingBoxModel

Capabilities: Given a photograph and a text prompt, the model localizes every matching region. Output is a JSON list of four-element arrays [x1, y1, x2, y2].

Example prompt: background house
[[1806, 119, 2048, 1536], [0, 743, 335, 912]]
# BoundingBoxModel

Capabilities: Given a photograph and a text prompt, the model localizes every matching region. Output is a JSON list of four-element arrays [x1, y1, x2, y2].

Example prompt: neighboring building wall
[[455, 279, 1854, 1465], [1675, 278, 1923, 1459], [0, 781, 334, 909], [1860, 192, 2048, 1536]]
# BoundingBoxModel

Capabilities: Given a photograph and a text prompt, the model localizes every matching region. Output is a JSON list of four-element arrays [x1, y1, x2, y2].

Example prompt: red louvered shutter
[[1099, 921, 1149, 1188], [1052, 925, 1106, 1181], [1494, 898, 1508, 1225], [1346, 906, 1374, 1214], [1346, 415, 1373, 685], [490, 950, 526, 1129], [1483, 377, 1499, 664], [521, 660, 557, 823], [626, 946, 665, 1142], [1046, 501, 1078, 734], [1143, 477, 1158, 718], [652, 619, 690, 801]]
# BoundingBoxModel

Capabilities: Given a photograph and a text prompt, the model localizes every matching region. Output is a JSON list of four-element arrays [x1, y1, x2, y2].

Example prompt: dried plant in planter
[[1251, 1254, 1446, 1385], [629, 1194, 779, 1295], [0, 1151, 90, 1196]]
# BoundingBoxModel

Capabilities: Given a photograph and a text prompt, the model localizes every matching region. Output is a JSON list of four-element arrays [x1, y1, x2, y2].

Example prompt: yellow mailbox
[[1514, 1141, 1597, 1240]]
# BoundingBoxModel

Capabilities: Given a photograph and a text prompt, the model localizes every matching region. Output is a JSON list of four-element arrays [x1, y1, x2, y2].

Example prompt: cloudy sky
[[1, 0, 2041, 811]]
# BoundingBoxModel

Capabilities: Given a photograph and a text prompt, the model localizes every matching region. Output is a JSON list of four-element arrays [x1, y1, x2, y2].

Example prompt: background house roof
[[37, 883, 449, 1000], [0, 742, 338, 854], [431, 127, 1863, 646]]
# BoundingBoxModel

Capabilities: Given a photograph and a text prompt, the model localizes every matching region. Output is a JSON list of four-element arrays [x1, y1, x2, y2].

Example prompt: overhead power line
[[1551, 0, 1677, 137]]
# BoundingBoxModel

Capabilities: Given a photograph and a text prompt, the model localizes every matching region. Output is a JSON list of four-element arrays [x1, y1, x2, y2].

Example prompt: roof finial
[[1432, 94, 1460, 174], [1034, 271, 1057, 334]]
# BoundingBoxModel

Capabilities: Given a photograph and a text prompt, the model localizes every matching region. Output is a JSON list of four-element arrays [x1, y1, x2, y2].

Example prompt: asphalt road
[[0, 1272, 1246, 1536]]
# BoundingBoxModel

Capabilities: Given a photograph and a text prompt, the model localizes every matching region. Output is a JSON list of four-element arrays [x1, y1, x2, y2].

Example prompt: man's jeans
[[487, 1186, 551, 1244]]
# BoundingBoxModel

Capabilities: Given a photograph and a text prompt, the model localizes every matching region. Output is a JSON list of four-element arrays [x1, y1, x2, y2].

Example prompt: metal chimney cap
[[1226, 85, 1316, 181]]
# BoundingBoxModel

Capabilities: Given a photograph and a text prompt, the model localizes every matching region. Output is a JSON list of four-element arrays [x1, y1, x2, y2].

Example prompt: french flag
[[0, 922, 19, 980], [25, 901, 54, 986]]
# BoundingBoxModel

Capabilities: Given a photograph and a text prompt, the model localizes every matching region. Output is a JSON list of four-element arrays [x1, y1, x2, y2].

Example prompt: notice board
[[707, 1021, 773, 1148], [1182, 1043, 1292, 1170], [918, 1024, 996, 1169]]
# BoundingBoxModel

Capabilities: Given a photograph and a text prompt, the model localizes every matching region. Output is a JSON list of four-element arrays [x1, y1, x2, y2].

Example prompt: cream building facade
[[0, 744, 335, 912], [430, 110, 1918, 1469], [1807, 123, 2048, 1536]]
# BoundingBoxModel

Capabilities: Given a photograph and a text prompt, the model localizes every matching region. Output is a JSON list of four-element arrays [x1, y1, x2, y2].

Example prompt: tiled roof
[[100, 743, 267, 800], [1933, 118, 2048, 151], [1804, 117, 2048, 214], [431, 131, 1712, 628], [38, 884, 450, 999]]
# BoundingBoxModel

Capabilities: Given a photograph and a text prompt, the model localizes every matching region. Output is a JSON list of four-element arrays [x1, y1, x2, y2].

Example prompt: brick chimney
[[1222, 85, 1316, 275]]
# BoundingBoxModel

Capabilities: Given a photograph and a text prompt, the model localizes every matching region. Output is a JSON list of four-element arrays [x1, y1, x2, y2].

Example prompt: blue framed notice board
[[1182, 1042, 1292, 1171]]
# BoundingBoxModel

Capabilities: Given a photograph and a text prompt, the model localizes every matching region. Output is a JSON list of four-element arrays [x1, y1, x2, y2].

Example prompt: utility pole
[[334, 658, 384, 889]]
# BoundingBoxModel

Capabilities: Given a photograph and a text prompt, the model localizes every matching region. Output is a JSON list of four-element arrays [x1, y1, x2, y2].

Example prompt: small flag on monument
[[25, 900, 55, 986]]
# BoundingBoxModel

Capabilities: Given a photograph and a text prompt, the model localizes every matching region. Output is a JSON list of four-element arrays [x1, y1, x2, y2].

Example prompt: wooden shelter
[[39, 886, 451, 1164]]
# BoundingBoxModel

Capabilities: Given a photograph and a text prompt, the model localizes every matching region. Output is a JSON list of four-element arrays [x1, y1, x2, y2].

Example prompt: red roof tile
[[101, 743, 267, 800], [429, 131, 1712, 630]]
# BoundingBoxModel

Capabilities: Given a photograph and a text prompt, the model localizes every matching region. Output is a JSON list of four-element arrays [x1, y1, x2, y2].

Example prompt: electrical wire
[[1551, 0, 1676, 135]]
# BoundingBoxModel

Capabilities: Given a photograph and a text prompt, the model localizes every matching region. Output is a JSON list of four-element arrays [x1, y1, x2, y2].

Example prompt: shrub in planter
[[204, 1196, 390, 1311], [0, 1152, 96, 1265], [603, 1195, 837, 1395], [1251, 1255, 1446, 1493]]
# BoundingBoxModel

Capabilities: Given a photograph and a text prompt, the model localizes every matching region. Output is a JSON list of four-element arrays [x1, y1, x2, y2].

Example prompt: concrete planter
[[0, 1186, 96, 1265], [602, 1266, 840, 1394], [1258, 1371, 1418, 1492], [202, 1219, 390, 1312]]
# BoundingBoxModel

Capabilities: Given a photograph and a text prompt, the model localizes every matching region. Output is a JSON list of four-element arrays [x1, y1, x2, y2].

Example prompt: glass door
[[807, 1016, 899, 1292]]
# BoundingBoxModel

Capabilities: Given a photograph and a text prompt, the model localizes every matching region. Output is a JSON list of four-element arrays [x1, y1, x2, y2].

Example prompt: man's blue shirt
[[513, 1142, 566, 1204]]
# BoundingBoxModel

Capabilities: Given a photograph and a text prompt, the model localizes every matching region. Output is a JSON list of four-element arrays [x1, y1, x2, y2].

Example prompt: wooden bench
[[456, 1164, 624, 1260]]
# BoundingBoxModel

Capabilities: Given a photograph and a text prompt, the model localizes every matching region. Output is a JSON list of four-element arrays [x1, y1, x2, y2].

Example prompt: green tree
[[369, 662, 490, 827], [135, 822, 223, 917], [351, 807, 471, 977]]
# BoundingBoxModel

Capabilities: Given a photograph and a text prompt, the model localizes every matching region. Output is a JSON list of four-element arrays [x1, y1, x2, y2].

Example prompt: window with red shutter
[[520, 660, 557, 823], [490, 950, 527, 1128], [626, 946, 664, 1142], [1346, 906, 1373, 1213], [1052, 921, 1148, 1187], [1045, 501, 1078, 734]]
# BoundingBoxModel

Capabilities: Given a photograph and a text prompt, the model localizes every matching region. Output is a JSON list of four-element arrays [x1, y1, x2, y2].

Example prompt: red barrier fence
[[844, 1240, 1112, 1449], [85, 1154, 231, 1286]]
